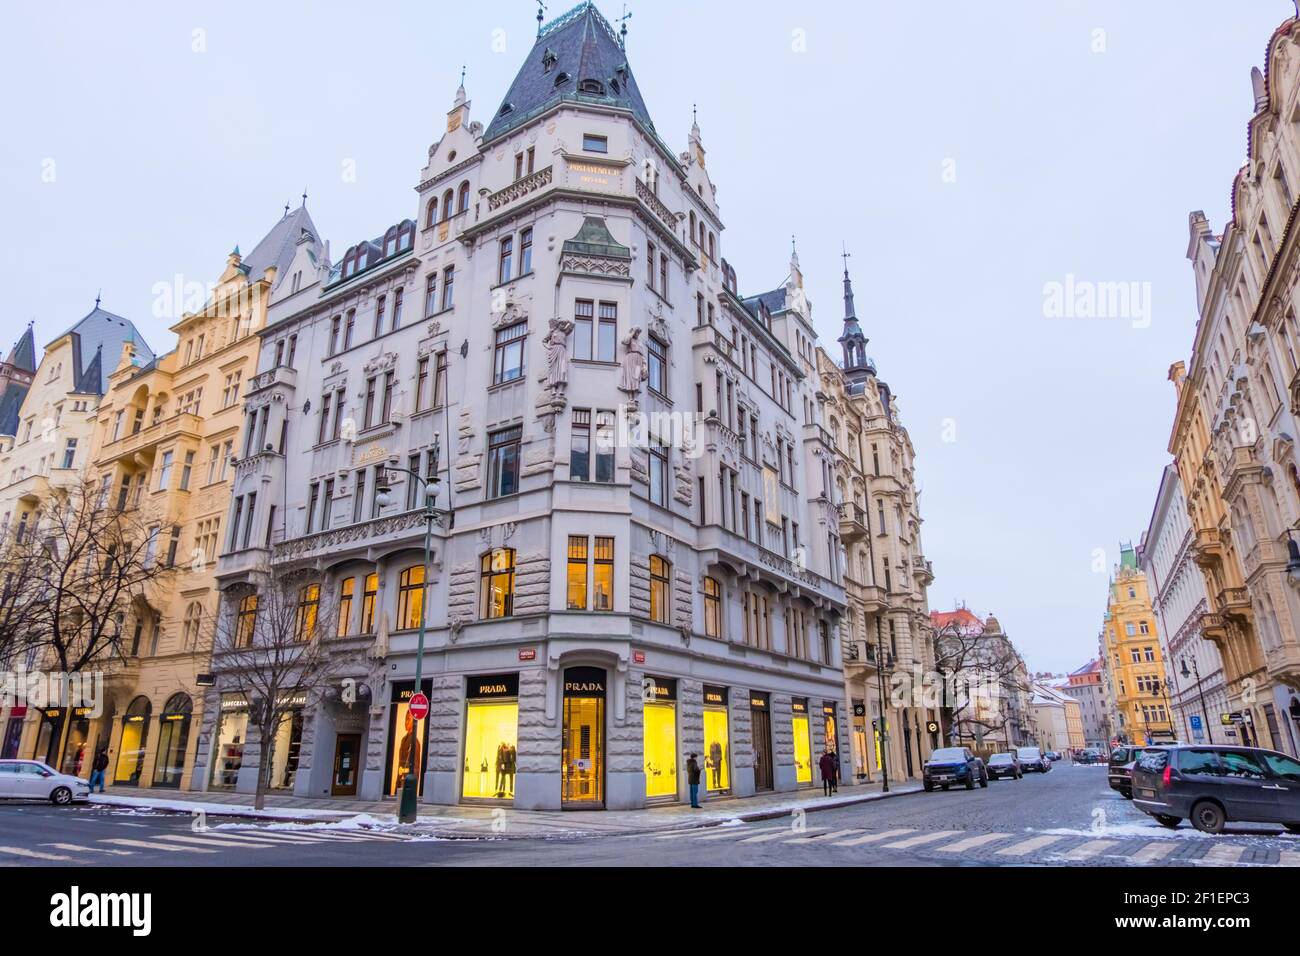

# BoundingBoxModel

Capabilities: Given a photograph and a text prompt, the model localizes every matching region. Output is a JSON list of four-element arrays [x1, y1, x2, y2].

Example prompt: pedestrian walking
[[90, 748, 108, 793], [819, 749, 836, 797], [686, 752, 702, 808], [830, 748, 841, 794]]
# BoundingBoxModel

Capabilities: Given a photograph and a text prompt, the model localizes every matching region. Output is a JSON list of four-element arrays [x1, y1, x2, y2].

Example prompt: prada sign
[[791, 698, 809, 715], [703, 685, 728, 707], [643, 676, 676, 702], [749, 692, 769, 712], [564, 666, 607, 698], [822, 703, 837, 717], [468, 673, 519, 700]]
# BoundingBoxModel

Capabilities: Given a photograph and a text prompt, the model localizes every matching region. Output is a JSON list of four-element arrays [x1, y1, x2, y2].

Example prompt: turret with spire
[[837, 247, 874, 383]]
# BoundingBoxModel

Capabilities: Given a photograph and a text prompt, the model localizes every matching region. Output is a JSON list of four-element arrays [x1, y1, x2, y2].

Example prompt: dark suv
[[1108, 745, 1141, 799], [922, 747, 988, 791], [1131, 745, 1300, 834]]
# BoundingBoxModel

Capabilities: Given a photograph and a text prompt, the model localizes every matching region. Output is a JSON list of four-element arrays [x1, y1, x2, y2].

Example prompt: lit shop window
[[114, 696, 152, 785], [462, 674, 520, 801], [480, 549, 516, 619], [643, 677, 677, 799], [791, 698, 812, 785], [703, 685, 730, 792]]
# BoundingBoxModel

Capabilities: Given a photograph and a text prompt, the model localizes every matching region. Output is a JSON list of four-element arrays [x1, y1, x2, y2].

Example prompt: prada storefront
[[462, 673, 519, 802], [642, 676, 678, 801], [703, 685, 730, 794], [791, 697, 813, 785], [562, 666, 606, 808], [386, 680, 432, 798]]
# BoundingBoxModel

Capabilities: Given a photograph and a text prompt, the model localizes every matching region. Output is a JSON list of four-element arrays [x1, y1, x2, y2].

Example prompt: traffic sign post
[[408, 692, 429, 722]]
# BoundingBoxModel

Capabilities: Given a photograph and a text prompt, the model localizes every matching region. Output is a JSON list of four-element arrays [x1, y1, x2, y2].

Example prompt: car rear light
[[1162, 765, 1171, 787]]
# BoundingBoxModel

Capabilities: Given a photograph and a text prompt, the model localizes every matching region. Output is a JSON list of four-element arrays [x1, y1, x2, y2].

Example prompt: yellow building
[[1101, 545, 1175, 745], [82, 208, 316, 790]]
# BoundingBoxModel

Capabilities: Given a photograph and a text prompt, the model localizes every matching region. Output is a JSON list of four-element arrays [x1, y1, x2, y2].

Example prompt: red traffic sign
[[408, 692, 429, 721]]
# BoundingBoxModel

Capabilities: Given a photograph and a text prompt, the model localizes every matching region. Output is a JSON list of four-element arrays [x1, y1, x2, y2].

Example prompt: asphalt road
[[0, 763, 1297, 867]]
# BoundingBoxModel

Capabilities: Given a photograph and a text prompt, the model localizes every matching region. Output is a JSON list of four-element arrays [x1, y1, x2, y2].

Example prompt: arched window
[[182, 602, 202, 650], [114, 696, 153, 786], [698, 221, 706, 249], [441, 189, 454, 220], [708, 232, 715, 261], [294, 583, 320, 641], [650, 556, 671, 623], [383, 226, 398, 258], [426, 198, 437, 228], [396, 219, 415, 252], [397, 564, 425, 630], [457, 181, 470, 214], [337, 576, 355, 636], [235, 593, 258, 646], [361, 572, 378, 634], [480, 548, 516, 619], [689, 211, 696, 244], [153, 693, 193, 788]]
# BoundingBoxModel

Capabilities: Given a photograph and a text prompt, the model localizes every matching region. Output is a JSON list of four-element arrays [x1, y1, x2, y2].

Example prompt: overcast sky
[[1, 1, 1291, 672]]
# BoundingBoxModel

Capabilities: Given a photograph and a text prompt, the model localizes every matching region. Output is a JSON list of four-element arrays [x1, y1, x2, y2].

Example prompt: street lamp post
[[874, 618, 889, 793], [373, 437, 443, 825], [1179, 657, 1214, 745]]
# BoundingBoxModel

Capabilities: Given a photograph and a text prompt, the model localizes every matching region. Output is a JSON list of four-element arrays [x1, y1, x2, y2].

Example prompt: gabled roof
[[241, 205, 319, 285], [484, 2, 656, 143]]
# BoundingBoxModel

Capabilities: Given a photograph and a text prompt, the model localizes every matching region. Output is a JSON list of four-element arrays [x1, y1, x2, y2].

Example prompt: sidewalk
[[89, 779, 924, 839]]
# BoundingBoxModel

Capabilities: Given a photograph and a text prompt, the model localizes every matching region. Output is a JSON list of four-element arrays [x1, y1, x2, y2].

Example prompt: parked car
[[1046, 751, 1062, 762], [1108, 745, 1141, 798], [986, 752, 1023, 780], [1016, 746, 1049, 772], [0, 759, 91, 805], [923, 747, 988, 791], [1131, 745, 1300, 834], [1074, 749, 1104, 765]]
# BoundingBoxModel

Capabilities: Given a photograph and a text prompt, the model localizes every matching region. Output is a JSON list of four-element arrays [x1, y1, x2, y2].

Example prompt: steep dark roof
[[484, 2, 656, 143], [562, 216, 630, 258], [0, 383, 26, 436], [74, 346, 104, 395], [50, 306, 155, 396], [241, 205, 319, 285], [7, 324, 36, 373]]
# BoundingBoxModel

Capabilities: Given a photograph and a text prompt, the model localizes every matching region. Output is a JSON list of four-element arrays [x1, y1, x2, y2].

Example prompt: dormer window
[[578, 79, 605, 96], [609, 77, 620, 94], [554, 71, 571, 87], [499, 101, 514, 116], [542, 48, 557, 73]]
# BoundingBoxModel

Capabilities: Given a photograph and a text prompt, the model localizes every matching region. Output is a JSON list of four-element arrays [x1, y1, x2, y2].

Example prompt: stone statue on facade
[[540, 318, 573, 390], [619, 327, 648, 395]]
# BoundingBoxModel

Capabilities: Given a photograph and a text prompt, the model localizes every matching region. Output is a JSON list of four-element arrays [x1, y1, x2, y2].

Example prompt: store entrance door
[[751, 694, 773, 792], [561, 666, 606, 808], [332, 734, 361, 796]]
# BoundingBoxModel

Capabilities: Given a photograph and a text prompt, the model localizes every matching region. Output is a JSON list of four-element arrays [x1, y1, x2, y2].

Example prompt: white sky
[[1, 1, 1292, 672]]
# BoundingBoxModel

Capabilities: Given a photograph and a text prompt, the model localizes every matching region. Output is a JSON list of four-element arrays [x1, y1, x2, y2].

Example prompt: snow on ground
[[1039, 822, 1299, 841], [89, 793, 353, 821]]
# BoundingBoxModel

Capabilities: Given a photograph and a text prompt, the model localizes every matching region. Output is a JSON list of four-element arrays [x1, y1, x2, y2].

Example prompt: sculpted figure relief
[[619, 327, 648, 394]]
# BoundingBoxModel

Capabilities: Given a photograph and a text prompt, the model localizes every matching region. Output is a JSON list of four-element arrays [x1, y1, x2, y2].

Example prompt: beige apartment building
[[820, 263, 939, 784], [74, 208, 315, 789]]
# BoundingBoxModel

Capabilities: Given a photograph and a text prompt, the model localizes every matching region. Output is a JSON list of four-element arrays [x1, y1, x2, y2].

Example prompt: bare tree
[[211, 563, 340, 809], [933, 620, 1032, 747]]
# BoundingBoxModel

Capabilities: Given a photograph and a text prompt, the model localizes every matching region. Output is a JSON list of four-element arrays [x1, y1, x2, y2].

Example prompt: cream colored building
[[1170, 13, 1300, 754], [0, 305, 154, 766], [820, 264, 939, 784], [75, 209, 317, 791]]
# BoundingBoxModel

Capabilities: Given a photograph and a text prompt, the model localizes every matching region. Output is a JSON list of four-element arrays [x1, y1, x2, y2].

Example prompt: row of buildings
[[0, 3, 952, 809], [1096, 12, 1300, 757]]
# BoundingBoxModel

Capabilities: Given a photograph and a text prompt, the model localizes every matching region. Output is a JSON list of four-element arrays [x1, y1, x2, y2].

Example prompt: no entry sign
[[408, 692, 429, 721]]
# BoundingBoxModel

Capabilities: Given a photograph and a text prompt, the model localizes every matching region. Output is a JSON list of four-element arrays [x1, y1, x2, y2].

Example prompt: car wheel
[[1190, 800, 1226, 835], [923, 782, 933, 792], [50, 786, 72, 806], [979, 771, 988, 789], [1284, 822, 1300, 834], [1122, 789, 1133, 801], [965, 774, 975, 790], [1154, 814, 1181, 829], [941, 784, 950, 791]]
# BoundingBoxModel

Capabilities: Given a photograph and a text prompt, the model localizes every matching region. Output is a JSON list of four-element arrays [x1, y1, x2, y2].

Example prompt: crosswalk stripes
[[935, 832, 1011, 853], [100, 838, 219, 854], [831, 828, 915, 847], [995, 834, 1064, 857], [1060, 839, 1119, 861], [43, 843, 135, 856], [1200, 844, 1245, 866], [214, 830, 325, 844], [152, 834, 273, 850], [0, 846, 73, 862], [785, 828, 864, 844], [688, 828, 759, 841], [882, 830, 962, 850], [739, 826, 824, 843], [1129, 841, 1176, 864]]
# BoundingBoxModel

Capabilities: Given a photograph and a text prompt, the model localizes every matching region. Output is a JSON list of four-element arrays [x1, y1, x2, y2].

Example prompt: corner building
[[200, 3, 853, 809]]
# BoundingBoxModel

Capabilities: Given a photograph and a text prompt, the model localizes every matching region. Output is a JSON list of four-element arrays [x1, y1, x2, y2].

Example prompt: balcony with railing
[[487, 165, 554, 212], [101, 412, 203, 464], [697, 523, 845, 608], [245, 364, 298, 397], [837, 501, 869, 543], [1193, 527, 1225, 569]]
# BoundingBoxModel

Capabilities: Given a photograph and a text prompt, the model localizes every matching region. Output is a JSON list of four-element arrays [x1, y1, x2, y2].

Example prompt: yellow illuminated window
[[397, 565, 425, 629], [593, 536, 613, 610], [294, 584, 320, 641], [567, 536, 588, 610], [792, 714, 812, 783], [703, 707, 729, 792], [644, 702, 677, 798], [562, 696, 604, 804], [462, 700, 520, 799], [480, 549, 516, 619], [336, 577, 355, 636], [649, 555, 670, 623], [388, 700, 424, 797], [361, 573, 378, 634]]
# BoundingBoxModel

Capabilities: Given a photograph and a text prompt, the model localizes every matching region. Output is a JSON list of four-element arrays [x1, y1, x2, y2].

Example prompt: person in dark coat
[[90, 748, 109, 793], [686, 753, 702, 808], [818, 750, 837, 797]]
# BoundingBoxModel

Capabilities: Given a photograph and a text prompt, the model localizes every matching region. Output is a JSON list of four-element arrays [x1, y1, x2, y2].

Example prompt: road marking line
[[785, 828, 864, 844], [43, 843, 135, 856], [100, 838, 218, 854], [882, 830, 962, 850], [154, 834, 273, 849], [688, 828, 760, 841], [935, 832, 1011, 853], [831, 828, 915, 847], [1130, 842, 1176, 864], [0, 846, 73, 862], [995, 835, 1063, 857], [216, 831, 323, 844], [1278, 850, 1300, 867], [1200, 844, 1245, 866], [1061, 839, 1119, 860], [739, 826, 824, 843]]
